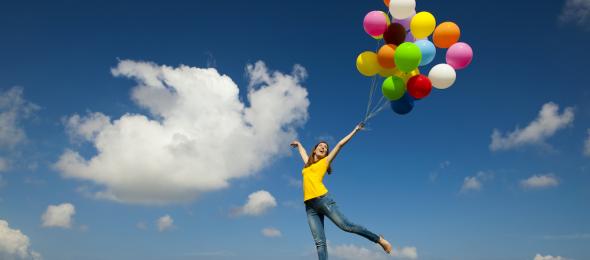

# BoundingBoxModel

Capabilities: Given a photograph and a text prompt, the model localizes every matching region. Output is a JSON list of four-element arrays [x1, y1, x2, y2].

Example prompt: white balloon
[[428, 64, 456, 89], [389, 0, 416, 20]]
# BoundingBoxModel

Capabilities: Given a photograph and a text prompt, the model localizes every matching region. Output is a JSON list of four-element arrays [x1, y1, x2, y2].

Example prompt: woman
[[290, 123, 392, 259]]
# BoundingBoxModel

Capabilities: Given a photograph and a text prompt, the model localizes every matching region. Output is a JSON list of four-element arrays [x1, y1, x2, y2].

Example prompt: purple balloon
[[393, 10, 416, 30], [405, 31, 415, 42]]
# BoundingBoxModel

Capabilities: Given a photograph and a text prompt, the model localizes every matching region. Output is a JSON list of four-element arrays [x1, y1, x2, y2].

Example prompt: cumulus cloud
[[329, 243, 417, 260], [157, 215, 174, 232], [0, 219, 42, 260], [534, 254, 568, 260], [234, 190, 277, 216], [559, 0, 590, 28], [461, 171, 493, 193], [490, 102, 574, 151], [261, 227, 282, 237], [41, 203, 75, 229], [584, 129, 590, 157], [521, 174, 559, 189], [54, 60, 309, 205]]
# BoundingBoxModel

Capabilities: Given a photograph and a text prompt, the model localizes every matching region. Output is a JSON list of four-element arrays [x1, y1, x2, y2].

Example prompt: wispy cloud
[[520, 174, 559, 189], [461, 171, 494, 193], [54, 60, 309, 205], [429, 160, 451, 182], [157, 215, 174, 232], [559, 0, 590, 28], [329, 243, 418, 260], [534, 254, 568, 260], [233, 190, 277, 217], [490, 102, 574, 151], [540, 233, 590, 240], [261, 227, 282, 237], [41, 203, 76, 229]]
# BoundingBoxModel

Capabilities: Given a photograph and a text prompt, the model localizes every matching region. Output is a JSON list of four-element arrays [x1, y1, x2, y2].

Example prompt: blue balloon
[[415, 39, 436, 66], [390, 92, 415, 115]]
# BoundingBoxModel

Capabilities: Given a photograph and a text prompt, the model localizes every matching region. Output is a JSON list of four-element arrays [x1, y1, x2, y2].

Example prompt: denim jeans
[[305, 193, 380, 260]]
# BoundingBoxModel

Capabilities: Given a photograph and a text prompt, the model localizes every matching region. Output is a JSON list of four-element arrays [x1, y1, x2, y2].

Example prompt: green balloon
[[394, 42, 422, 72], [382, 76, 406, 101]]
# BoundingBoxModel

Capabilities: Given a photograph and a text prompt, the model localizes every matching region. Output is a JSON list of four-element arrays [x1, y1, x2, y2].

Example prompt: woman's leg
[[319, 195, 380, 243], [306, 203, 327, 260]]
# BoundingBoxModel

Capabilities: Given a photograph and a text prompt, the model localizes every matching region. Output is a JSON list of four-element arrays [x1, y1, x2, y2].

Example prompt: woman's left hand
[[355, 122, 365, 132]]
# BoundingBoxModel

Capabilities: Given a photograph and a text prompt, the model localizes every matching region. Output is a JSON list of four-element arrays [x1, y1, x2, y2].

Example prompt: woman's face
[[314, 142, 328, 158]]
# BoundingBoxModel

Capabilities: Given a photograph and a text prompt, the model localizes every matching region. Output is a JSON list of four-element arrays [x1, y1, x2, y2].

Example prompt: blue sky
[[0, 0, 589, 260]]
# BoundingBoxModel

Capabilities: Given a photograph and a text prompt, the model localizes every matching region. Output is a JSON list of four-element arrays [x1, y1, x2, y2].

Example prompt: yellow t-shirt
[[302, 157, 329, 201]]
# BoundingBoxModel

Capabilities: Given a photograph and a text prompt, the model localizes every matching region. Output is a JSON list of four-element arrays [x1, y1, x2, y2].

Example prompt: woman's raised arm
[[290, 140, 309, 164], [325, 123, 364, 165]]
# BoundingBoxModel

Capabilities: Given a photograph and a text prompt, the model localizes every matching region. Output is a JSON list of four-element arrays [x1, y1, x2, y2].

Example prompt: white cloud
[[235, 190, 277, 216], [41, 203, 75, 229], [136, 221, 148, 230], [261, 227, 282, 237], [65, 112, 111, 142], [54, 60, 309, 205], [521, 174, 559, 189], [534, 254, 568, 260], [559, 0, 590, 27], [157, 215, 174, 232], [461, 171, 493, 193], [490, 102, 574, 151], [329, 243, 417, 260], [0, 219, 42, 260], [584, 129, 590, 157], [0, 87, 39, 150]]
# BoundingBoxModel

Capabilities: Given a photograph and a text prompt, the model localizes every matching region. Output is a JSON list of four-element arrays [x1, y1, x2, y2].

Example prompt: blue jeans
[[305, 194, 380, 260]]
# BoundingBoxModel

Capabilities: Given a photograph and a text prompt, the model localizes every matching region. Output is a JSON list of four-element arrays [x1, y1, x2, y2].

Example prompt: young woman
[[290, 123, 392, 260]]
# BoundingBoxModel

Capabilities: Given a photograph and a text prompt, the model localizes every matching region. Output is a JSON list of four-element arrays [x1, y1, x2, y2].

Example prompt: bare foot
[[378, 235, 392, 254]]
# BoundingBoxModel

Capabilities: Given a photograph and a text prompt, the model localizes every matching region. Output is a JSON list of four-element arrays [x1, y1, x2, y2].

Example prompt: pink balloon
[[363, 11, 389, 37], [446, 42, 473, 70]]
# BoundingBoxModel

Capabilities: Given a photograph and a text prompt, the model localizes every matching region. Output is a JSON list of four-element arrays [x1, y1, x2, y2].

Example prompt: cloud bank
[[0, 220, 41, 260], [55, 60, 309, 205]]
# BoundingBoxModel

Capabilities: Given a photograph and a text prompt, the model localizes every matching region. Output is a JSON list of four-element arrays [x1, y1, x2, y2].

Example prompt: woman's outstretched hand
[[290, 140, 301, 148], [355, 122, 365, 132]]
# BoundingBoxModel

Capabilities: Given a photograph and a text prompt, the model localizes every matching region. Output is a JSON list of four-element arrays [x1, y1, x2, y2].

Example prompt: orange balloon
[[384, 0, 390, 7], [433, 22, 461, 48], [377, 44, 397, 69]]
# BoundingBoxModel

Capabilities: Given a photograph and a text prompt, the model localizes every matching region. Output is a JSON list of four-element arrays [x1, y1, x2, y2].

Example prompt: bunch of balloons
[[357, 0, 473, 117]]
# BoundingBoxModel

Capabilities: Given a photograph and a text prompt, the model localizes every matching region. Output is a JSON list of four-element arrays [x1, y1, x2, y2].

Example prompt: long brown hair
[[304, 141, 332, 174]]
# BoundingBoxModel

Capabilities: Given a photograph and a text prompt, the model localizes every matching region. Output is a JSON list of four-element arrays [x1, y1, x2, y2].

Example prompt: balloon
[[394, 42, 422, 73], [384, 0, 390, 7], [383, 23, 406, 46], [389, 0, 416, 20], [377, 44, 397, 69], [382, 76, 406, 101], [405, 31, 415, 42], [428, 63, 456, 89], [393, 67, 420, 82], [378, 66, 398, 77], [414, 39, 436, 66], [390, 92, 415, 115], [356, 51, 381, 76], [446, 42, 473, 70], [410, 12, 436, 39], [406, 74, 432, 99], [393, 10, 416, 29], [433, 22, 461, 48], [363, 11, 390, 38]]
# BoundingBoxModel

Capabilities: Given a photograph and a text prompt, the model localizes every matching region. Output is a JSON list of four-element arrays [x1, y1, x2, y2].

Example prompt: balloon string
[[362, 38, 383, 124], [365, 99, 389, 122]]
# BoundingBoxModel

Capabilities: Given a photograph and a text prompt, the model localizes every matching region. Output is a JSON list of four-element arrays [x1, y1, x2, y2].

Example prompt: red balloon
[[383, 23, 406, 46], [407, 75, 432, 99]]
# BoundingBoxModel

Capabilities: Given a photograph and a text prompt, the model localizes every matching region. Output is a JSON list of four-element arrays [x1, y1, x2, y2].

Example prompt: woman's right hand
[[290, 140, 300, 148]]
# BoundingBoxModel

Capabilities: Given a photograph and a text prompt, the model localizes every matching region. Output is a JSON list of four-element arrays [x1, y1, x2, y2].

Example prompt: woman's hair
[[304, 141, 332, 174]]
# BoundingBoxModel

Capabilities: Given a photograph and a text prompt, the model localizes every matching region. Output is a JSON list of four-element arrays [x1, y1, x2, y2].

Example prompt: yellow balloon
[[411, 12, 436, 39], [378, 66, 397, 77], [393, 68, 420, 83], [356, 51, 381, 77]]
